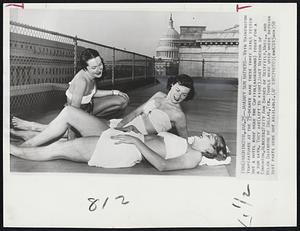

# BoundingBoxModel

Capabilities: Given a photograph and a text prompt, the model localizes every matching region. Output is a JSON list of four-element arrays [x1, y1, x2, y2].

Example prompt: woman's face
[[86, 56, 103, 78], [168, 83, 191, 104], [192, 131, 219, 154]]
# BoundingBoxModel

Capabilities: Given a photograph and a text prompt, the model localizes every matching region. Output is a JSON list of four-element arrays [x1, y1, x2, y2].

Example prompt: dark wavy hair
[[202, 134, 229, 161], [166, 74, 195, 101], [79, 48, 106, 76]]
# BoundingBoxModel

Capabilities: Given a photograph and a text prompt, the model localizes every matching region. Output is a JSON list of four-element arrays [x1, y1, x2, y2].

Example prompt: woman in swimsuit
[[13, 48, 129, 139], [112, 74, 194, 138], [66, 48, 129, 116], [10, 106, 228, 171], [11, 74, 194, 139]]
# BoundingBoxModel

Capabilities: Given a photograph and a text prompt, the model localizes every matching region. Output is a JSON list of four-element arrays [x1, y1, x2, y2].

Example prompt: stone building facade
[[155, 15, 239, 78], [175, 25, 239, 78]]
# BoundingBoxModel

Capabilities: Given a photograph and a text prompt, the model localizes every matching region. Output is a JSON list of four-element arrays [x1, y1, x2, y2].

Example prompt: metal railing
[[178, 59, 238, 79], [10, 21, 155, 86], [9, 21, 155, 114], [154, 58, 238, 79]]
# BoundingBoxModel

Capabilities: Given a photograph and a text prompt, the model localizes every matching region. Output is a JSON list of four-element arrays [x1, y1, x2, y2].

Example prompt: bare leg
[[93, 95, 129, 117], [10, 129, 41, 140], [12, 116, 48, 131], [22, 106, 109, 147], [10, 136, 99, 162], [10, 128, 69, 141]]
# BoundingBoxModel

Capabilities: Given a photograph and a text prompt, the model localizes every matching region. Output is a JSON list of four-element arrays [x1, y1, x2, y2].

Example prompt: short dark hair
[[79, 48, 106, 76], [202, 134, 229, 161], [166, 74, 195, 101]]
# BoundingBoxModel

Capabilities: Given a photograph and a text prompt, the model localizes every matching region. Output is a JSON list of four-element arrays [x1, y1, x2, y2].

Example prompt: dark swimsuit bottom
[[80, 100, 94, 114], [64, 99, 94, 114]]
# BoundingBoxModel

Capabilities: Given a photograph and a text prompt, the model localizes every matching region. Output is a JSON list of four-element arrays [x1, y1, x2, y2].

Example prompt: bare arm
[[69, 78, 86, 108], [94, 89, 129, 101], [67, 79, 86, 139], [116, 92, 164, 128], [116, 104, 144, 128], [135, 140, 199, 171], [174, 112, 188, 139], [94, 89, 114, 97]]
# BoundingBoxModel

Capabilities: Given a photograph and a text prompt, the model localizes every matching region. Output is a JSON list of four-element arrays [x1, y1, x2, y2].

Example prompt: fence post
[[112, 48, 115, 86], [153, 56, 156, 83], [145, 57, 147, 79], [132, 53, 135, 80], [73, 36, 78, 75], [202, 59, 205, 78]]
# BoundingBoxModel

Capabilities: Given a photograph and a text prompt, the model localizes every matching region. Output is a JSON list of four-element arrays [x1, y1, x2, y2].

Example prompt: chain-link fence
[[9, 21, 155, 115]]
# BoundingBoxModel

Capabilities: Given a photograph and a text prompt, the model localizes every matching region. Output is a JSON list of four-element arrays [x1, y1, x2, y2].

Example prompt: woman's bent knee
[[117, 96, 129, 109]]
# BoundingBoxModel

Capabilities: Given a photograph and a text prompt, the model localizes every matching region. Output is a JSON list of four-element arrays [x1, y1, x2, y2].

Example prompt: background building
[[155, 15, 239, 78], [176, 24, 239, 78], [155, 14, 179, 76]]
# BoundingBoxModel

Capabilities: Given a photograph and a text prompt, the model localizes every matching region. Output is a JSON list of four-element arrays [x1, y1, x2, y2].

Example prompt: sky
[[10, 8, 238, 57]]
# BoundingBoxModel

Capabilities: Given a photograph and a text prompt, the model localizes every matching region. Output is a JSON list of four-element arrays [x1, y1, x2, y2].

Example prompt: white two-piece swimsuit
[[65, 70, 97, 113]]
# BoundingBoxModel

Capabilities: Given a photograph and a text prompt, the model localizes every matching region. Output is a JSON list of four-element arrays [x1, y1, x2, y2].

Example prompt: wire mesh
[[9, 21, 155, 114], [134, 54, 147, 79], [114, 50, 134, 81]]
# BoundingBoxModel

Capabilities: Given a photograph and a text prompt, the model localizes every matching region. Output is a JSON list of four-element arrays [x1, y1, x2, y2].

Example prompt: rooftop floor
[[10, 77, 238, 177]]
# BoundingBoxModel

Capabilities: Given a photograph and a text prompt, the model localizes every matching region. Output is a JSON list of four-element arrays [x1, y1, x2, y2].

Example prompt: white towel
[[199, 156, 232, 166], [109, 115, 148, 135], [158, 132, 188, 159], [88, 128, 144, 168]]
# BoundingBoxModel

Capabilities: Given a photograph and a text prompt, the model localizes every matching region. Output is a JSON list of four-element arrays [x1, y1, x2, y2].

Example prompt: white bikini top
[[143, 100, 172, 133], [65, 82, 96, 104]]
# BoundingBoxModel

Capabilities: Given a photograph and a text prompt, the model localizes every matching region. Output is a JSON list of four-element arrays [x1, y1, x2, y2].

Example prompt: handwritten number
[[102, 197, 109, 209], [233, 184, 253, 227], [88, 198, 99, 212], [242, 184, 251, 197], [249, 217, 253, 226], [87, 195, 129, 212], [238, 219, 248, 227], [233, 197, 252, 206], [115, 195, 129, 205], [232, 203, 241, 208]]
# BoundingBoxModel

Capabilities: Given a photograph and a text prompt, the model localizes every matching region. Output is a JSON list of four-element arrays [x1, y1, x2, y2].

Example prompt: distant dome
[[155, 14, 179, 60], [164, 27, 180, 39]]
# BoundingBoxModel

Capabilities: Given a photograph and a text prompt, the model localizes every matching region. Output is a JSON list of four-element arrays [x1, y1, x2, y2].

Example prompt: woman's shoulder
[[171, 106, 185, 119], [153, 91, 166, 98], [183, 146, 202, 163], [72, 71, 89, 85]]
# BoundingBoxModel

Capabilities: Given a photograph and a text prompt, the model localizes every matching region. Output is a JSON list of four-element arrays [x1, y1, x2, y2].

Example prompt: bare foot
[[10, 144, 24, 157], [11, 116, 46, 131], [11, 116, 34, 130]]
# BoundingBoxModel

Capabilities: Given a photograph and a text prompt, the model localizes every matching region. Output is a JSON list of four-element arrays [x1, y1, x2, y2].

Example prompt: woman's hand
[[113, 90, 129, 102], [115, 125, 140, 134], [111, 134, 139, 145]]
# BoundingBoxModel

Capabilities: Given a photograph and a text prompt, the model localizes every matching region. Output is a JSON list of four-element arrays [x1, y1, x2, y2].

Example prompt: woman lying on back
[[10, 106, 229, 171]]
